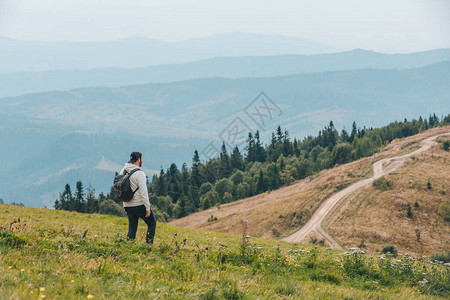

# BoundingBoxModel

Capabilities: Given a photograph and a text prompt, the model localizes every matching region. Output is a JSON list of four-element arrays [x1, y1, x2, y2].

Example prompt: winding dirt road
[[283, 133, 449, 249]]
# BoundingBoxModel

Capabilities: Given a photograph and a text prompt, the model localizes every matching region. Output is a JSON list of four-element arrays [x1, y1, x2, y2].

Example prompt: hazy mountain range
[[1, 61, 449, 207], [1, 48, 450, 98], [0, 32, 340, 73]]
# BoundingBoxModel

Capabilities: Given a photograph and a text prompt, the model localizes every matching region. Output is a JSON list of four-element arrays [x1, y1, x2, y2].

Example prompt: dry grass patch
[[327, 141, 450, 257]]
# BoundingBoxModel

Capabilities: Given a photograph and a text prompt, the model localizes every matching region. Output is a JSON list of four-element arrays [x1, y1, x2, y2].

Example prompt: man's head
[[128, 151, 143, 167]]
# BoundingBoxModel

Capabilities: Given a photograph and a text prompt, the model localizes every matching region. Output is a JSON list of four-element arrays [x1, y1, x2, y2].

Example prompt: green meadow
[[1, 204, 448, 299]]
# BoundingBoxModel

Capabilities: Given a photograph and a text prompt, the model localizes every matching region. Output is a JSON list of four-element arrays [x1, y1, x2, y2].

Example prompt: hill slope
[[170, 127, 450, 256], [1, 204, 449, 298]]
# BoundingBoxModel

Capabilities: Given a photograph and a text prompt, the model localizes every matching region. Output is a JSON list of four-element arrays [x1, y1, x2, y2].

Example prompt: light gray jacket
[[119, 163, 150, 211]]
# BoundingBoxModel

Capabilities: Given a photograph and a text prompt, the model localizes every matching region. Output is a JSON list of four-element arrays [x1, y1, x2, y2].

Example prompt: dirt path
[[283, 133, 450, 249]]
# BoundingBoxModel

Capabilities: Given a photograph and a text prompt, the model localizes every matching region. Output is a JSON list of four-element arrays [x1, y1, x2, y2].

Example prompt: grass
[[1, 204, 449, 299]]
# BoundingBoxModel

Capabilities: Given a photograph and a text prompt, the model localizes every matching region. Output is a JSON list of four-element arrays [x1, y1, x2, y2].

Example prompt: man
[[119, 151, 156, 244]]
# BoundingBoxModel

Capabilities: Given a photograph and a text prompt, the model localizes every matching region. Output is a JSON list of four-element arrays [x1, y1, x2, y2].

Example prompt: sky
[[0, 0, 449, 53]]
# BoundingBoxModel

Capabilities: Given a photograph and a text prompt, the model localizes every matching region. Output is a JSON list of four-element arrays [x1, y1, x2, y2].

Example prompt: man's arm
[[137, 171, 151, 213]]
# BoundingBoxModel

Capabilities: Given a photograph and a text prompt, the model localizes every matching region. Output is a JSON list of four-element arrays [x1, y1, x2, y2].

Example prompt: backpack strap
[[128, 168, 143, 193], [128, 168, 142, 176]]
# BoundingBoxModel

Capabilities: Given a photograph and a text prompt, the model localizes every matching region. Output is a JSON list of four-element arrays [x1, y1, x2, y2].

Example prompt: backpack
[[113, 168, 142, 202]]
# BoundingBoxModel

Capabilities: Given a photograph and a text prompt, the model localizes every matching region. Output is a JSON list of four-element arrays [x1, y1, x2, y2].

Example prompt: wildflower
[[243, 220, 248, 232], [21, 269, 25, 272], [40, 287, 45, 292], [87, 295, 94, 299], [39, 295, 46, 299]]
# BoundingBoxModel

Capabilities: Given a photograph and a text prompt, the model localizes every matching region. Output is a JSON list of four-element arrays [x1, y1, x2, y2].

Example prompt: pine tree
[[156, 169, 167, 196], [60, 183, 73, 211], [282, 129, 292, 156], [276, 125, 284, 143], [85, 187, 98, 213], [256, 169, 267, 194], [75, 181, 85, 212], [254, 130, 266, 162], [245, 132, 255, 163], [293, 138, 300, 156], [340, 129, 349, 143], [167, 163, 181, 202], [180, 163, 190, 195], [219, 142, 231, 178], [230, 146, 244, 171], [350, 121, 357, 143], [191, 150, 202, 188]]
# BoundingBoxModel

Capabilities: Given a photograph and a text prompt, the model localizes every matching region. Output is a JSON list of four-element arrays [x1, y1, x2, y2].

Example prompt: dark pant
[[124, 205, 156, 244]]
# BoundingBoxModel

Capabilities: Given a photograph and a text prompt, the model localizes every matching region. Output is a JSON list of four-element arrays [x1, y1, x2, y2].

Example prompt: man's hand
[[145, 210, 151, 218]]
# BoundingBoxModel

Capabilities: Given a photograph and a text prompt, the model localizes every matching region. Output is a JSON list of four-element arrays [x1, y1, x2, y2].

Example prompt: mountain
[[1, 48, 450, 98], [0, 32, 339, 73], [1, 62, 449, 207]]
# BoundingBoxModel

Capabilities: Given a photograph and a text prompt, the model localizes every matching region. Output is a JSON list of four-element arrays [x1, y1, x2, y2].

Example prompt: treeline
[[54, 182, 125, 217], [54, 114, 449, 220]]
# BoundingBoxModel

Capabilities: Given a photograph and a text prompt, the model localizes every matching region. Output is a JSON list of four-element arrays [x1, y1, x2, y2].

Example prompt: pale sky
[[0, 0, 449, 53]]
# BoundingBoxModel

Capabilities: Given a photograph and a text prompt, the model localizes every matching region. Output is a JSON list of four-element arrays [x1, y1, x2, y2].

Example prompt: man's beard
[[139, 161, 142, 167]]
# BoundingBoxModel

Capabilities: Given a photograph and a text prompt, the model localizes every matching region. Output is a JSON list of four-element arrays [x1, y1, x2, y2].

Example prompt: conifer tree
[[219, 142, 231, 178], [350, 121, 357, 143], [254, 130, 266, 162], [245, 132, 255, 163], [85, 187, 98, 213], [256, 169, 267, 193], [63, 183, 74, 211], [75, 181, 85, 212], [191, 150, 202, 188], [230, 146, 244, 171], [276, 125, 284, 143]]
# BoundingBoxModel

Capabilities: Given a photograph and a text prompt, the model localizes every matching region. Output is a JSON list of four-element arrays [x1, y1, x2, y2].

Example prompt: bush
[[443, 140, 450, 151], [438, 199, 450, 221], [381, 245, 398, 257], [430, 251, 450, 263], [406, 204, 413, 218], [373, 177, 393, 191], [99, 199, 126, 217]]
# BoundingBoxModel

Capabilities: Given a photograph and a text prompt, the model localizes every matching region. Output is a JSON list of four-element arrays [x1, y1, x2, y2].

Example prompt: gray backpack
[[113, 168, 141, 202]]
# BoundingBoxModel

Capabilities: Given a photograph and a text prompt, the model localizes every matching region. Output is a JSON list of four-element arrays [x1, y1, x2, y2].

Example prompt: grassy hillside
[[1, 204, 449, 299], [170, 127, 450, 256], [326, 135, 450, 257]]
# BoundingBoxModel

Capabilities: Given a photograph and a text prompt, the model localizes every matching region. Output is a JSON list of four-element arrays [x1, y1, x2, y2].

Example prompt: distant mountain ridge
[[0, 32, 340, 73], [1, 48, 450, 98]]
